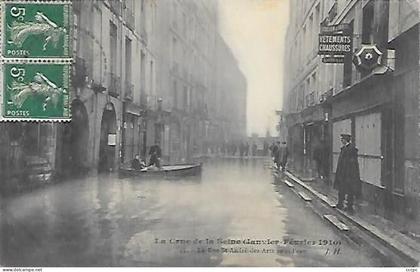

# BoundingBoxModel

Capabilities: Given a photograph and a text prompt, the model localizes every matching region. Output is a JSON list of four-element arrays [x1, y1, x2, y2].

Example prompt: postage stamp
[[0, 63, 71, 120], [2, 1, 72, 59]]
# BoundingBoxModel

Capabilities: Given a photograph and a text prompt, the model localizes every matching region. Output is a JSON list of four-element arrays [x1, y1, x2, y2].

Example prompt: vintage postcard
[[0, 0, 420, 269]]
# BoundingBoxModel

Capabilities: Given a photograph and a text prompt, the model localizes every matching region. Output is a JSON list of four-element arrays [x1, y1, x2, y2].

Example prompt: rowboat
[[118, 163, 202, 179]]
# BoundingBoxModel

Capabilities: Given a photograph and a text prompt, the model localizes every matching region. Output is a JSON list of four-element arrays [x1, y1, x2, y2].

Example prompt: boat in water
[[118, 163, 202, 179]]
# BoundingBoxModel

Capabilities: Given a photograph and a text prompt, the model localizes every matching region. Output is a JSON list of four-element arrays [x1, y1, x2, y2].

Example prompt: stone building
[[283, 0, 420, 222], [62, 0, 156, 173], [154, 0, 247, 162], [0, 0, 247, 194], [0, 0, 155, 193], [214, 35, 247, 146]]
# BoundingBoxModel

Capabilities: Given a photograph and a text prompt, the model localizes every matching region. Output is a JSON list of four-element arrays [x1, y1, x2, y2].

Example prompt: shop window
[[355, 113, 382, 187]]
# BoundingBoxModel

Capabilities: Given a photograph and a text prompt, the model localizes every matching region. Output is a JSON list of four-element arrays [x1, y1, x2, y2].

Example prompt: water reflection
[[0, 159, 381, 266]]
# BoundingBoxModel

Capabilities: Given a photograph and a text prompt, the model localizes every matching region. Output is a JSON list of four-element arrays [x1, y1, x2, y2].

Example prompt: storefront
[[330, 70, 397, 216]]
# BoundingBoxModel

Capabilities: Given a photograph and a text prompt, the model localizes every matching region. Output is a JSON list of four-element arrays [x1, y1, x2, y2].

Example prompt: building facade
[[0, 0, 247, 194], [283, 0, 420, 221], [154, 0, 247, 162]]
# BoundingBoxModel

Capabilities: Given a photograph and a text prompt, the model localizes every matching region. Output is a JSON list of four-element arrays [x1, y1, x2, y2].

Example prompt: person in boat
[[148, 144, 162, 169], [131, 154, 146, 170]]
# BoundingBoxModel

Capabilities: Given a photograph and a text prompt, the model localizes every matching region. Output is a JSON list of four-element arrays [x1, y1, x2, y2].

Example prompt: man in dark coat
[[278, 141, 288, 172], [273, 141, 281, 169], [334, 134, 361, 213], [252, 142, 258, 156]]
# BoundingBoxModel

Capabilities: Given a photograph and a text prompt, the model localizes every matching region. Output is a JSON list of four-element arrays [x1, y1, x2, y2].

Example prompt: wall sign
[[318, 23, 352, 64], [322, 56, 345, 63], [318, 33, 352, 55], [108, 134, 116, 146]]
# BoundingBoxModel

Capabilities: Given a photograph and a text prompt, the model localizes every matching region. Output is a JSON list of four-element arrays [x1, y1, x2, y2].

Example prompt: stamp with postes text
[[2, 1, 72, 59], [0, 63, 70, 120]]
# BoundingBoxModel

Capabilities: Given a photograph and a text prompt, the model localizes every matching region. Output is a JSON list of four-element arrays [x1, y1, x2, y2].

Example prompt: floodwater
[[0, 159, 383, 266]]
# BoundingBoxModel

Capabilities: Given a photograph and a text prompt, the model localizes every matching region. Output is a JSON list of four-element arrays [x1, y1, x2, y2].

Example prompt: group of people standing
[[225, 141, 259, 157], [274, 134, 361, 214], [270, 141, 288, 172]]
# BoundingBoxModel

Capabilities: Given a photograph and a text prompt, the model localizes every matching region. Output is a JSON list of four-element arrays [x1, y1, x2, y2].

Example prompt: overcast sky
[[218, 0, 289, 137]]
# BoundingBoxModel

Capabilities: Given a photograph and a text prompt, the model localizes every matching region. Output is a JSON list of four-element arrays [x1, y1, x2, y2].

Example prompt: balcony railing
[[72, 56, 87, 88], [108, 72, 121, 98], [124, 80, 134, 101]]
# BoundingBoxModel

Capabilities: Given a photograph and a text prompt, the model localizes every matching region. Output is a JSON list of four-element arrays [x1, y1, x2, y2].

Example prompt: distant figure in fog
[[334, 134, 361, 214], [263, 141, 269, 156], [270, 141, 278, 160], [252, 142, 258, 156], [278, 141, 288, 172], [239, 141, 245, 157], [245, 142, 249, 157], [272, 141, 280, 169], [232, 143, 237, 156]]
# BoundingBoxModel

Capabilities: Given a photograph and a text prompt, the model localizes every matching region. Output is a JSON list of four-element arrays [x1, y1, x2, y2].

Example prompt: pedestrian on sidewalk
[[245, 142, 250, 156], [252, 142, 258, 156], [278, 141, 288, 172], [334, 134, 361, 213], [239, 141, 245, 157], [263, 141, 269, 156], [271, 141, 279, 169]]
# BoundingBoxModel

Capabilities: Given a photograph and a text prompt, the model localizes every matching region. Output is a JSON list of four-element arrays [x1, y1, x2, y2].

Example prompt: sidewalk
[[281, 169, 420, 266]]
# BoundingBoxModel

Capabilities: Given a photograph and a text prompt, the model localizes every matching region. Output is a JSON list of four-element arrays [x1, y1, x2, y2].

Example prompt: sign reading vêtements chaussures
[[0, 63, 71, 120], [1, 0, 72, 59]]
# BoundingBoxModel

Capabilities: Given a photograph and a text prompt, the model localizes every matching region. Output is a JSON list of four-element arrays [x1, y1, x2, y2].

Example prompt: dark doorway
[[99, 103, 117, 173], [61, 100, 89, 177]]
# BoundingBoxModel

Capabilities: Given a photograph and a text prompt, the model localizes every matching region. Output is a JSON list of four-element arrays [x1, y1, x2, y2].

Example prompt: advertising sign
[[318, 33, 352, 55]]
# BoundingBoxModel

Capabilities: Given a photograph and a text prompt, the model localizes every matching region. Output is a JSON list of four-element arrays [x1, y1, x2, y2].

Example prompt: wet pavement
[[0, 159, 383, 266]]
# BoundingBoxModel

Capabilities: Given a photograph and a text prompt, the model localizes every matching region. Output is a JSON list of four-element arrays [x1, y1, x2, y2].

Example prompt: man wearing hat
[[334, 133, 361, 213]]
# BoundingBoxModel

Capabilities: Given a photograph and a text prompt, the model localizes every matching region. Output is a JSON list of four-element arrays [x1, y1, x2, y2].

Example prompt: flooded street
[[0, 159, 382, 266]]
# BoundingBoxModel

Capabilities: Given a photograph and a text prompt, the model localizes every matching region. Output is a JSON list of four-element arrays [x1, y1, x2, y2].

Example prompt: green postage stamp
[[0, 63, 71, 120], [2, 1, 72, 58], [0, 1, 73, 121]]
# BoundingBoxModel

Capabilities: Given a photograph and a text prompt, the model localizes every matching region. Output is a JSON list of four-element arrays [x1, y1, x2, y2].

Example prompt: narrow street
[[0, 159, 383, 266]]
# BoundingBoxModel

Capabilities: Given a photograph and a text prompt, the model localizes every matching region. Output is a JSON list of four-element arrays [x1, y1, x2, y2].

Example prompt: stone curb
[[284, 170, 420, 267]]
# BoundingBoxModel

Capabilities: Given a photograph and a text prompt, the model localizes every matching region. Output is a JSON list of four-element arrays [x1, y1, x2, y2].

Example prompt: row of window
[[288, 0, 387, 112]]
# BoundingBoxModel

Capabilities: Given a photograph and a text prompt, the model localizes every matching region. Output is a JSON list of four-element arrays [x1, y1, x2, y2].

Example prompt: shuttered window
[[355, 112, 382, 187]]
